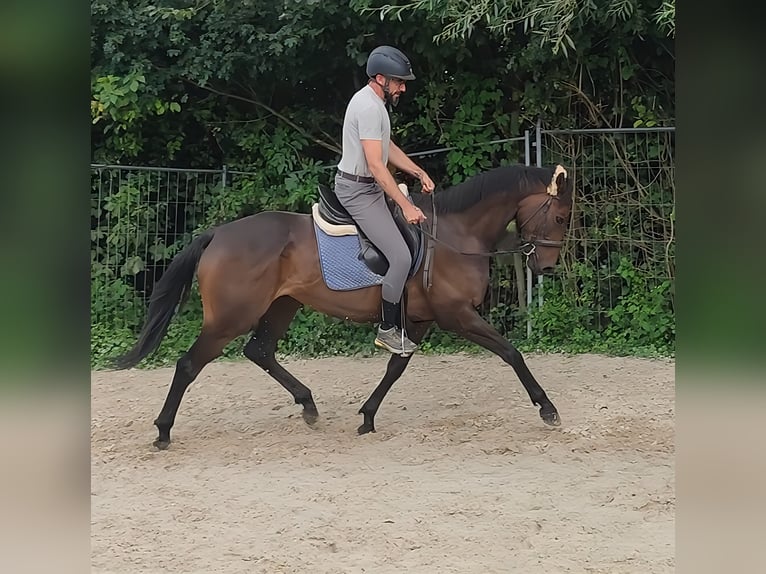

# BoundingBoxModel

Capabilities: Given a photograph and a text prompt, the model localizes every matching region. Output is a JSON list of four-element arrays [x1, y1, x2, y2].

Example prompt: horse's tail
[[111, 230, 216, 370]]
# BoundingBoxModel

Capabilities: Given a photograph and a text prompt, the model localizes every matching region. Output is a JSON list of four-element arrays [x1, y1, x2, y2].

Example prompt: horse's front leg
[[437, 306, 560, 426]]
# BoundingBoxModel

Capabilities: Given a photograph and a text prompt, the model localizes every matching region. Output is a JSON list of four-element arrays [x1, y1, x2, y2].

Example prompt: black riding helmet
[[366, 46, 416, 81]]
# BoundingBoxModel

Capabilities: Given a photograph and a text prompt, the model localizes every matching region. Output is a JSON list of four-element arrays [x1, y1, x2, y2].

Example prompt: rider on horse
[[333, 45, 436, 355]]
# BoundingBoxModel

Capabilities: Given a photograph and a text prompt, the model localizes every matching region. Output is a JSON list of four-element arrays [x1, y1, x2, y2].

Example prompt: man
[[334, 45, 435, 355]]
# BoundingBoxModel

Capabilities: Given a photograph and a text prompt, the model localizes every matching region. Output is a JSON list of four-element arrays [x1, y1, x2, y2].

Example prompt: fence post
[[534, 119, 544, 316], [221, 164, 228, 190], [524, 130, 532, 338], [514, 131, 529, 328], [535, 118, 542, 167]]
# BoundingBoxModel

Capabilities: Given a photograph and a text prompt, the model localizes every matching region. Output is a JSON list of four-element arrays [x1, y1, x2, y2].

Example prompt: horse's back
[[195, 210, 312, 275], [211, 210, 312, 248]]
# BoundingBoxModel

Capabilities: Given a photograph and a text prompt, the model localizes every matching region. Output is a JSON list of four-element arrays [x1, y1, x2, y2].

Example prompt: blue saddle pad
[[314, 223, 384, 291]]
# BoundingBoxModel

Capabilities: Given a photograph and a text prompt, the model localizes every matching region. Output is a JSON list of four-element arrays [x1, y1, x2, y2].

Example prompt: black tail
[[111, 230, 216, 370]]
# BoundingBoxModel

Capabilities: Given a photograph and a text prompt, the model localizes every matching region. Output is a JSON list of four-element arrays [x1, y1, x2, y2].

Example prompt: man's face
[[377, 75, 407, 105], [388, 77, 406, 105]]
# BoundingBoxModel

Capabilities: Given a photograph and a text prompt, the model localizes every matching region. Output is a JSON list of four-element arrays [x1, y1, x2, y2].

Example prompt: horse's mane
[[419, 165, 556, 215]]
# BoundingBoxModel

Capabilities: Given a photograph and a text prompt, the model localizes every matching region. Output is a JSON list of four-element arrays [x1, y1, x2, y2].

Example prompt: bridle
[[419, 192, 565, 291], [419, 192, 564, 259], [513, 195, 566, 256]]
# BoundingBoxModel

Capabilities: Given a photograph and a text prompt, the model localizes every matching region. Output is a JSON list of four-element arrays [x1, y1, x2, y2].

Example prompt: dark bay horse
[[113, 164, 573, 449]]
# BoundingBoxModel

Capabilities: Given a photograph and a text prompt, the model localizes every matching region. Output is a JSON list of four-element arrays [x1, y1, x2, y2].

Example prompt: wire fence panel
[[404, 135, 531, 337], [90, 165, 225, 331], [533, 127, 675, 350]]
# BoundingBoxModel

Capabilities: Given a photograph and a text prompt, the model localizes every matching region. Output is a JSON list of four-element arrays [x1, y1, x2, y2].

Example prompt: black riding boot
[[375, 299, 418, 356]]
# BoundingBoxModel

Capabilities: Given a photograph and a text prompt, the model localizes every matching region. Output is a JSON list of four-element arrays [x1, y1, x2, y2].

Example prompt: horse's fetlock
[[295, 394, 313, 406]]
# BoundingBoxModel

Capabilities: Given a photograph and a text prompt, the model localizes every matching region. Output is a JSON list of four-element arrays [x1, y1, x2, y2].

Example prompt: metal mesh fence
[[90, 165, 224, 330], [405, 135, 531, 335], [533, 126, 675, 343], [90, 126, 675, 348]]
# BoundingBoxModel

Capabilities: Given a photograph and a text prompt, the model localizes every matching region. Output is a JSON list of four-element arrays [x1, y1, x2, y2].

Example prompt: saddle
[[312, 183, 424, 277]]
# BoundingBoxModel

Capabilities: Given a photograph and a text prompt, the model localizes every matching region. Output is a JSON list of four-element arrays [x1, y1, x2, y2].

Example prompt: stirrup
[[374, 327, 417, 357], [397, 328, 418, 356], [374, 339, 414, 357]]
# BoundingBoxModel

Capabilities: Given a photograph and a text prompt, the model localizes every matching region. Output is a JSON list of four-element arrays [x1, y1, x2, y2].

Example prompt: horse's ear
[[547, 164, 568, 196], [556, 166, 573, 200]]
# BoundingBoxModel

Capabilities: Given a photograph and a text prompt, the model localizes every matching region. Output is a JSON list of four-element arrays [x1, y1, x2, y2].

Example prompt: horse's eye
[[555, 216, 566, 225]]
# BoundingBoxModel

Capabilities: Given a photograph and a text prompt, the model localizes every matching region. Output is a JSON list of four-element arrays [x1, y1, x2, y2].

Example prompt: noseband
[[515, 195, 565, 256]]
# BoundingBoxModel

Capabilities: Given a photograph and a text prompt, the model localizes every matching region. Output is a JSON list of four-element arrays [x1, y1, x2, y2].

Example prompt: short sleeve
[[357, 104, 384, 141]]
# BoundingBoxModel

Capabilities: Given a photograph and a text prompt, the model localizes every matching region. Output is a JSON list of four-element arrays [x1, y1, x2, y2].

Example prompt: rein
[[417, 187, 565, 291], [420, 192, 563, 259]]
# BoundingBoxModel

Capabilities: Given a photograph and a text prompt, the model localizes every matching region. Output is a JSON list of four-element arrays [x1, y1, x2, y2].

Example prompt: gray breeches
[[333, 175, 411, 303]]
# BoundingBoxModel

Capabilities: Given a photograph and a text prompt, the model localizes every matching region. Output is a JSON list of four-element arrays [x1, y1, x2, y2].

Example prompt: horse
[[112, 163, 573, 449]]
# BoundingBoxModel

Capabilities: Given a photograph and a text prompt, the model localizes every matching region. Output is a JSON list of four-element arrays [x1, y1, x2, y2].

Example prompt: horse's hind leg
[[153, 327, 237, 449], [358, 321, 433, 435], [242, 296, 319, 425]]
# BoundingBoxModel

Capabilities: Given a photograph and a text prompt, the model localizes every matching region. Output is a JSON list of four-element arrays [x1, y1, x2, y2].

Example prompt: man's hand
[[387, 141, 435, 194], [418, 171, 435, 194], [403, 203, 426, 224]]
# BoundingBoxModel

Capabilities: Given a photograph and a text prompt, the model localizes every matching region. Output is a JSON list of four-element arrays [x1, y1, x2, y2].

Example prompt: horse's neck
[[444, 193, 520, 248]]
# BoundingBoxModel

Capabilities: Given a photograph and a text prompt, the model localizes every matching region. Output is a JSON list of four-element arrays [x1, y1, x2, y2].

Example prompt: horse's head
[[516, 165, 573, 275]]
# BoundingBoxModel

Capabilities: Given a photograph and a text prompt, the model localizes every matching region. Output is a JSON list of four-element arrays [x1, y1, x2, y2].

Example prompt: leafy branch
[[182, 78, 342, 155], [362, 0, 674, 56]]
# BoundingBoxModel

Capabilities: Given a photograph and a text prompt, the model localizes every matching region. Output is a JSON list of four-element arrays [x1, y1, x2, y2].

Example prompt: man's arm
[[361, 139, 414, 209], [361, 139, 426, 223], [387, 141, 435, 193]]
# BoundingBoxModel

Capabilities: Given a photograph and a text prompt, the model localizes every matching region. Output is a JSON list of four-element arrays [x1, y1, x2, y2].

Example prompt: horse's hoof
[[302, 410, 319, 427], [301, 402, 319, 426], [357, 422, 376, 435], [540, 407, 561, 427], [153, 438, 171, 450]]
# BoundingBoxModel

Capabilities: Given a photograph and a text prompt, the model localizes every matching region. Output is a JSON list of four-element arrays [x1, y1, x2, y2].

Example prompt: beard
[[385, 92, 401, 107]]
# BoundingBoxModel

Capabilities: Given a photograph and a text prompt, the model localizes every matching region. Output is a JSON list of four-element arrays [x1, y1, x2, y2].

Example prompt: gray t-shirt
[[337, 84, 390, 177]]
